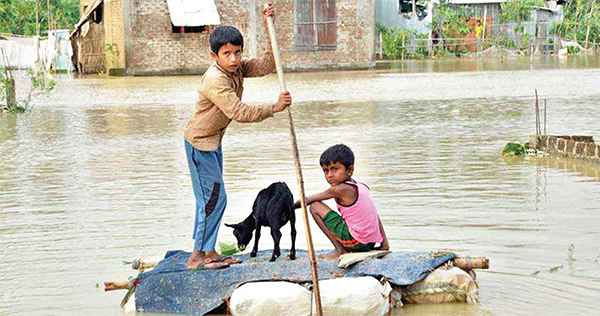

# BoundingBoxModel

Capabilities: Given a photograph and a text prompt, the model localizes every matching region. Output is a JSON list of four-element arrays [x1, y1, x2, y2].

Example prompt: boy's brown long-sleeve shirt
[[184, 50, 276, 151]]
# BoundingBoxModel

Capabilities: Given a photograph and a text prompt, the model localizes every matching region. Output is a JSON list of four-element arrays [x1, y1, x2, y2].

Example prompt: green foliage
[[0, 0, 80, 36], [554, 0, 600, 45], [566, 45, 580, 54], [496, 34, 516, 48], [378, 24, 413, 59], [501, 142, 527, 156], [549, 265, 563, 273], [499, 0, 544, 24], [433, 0, 471, 39], [218, 242, 241, 256], [1, 69, 55, 113], [567, 244, 575, 263], [498, 0, 544, 51], [106, 43, 120, 57]]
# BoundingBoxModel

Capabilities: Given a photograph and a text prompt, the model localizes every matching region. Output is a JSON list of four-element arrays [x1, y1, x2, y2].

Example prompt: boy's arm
[[374, 216, 390, 250], [204, 78, 274, 122], [293, 185, 347, 209], [240, 3, 276, 78]]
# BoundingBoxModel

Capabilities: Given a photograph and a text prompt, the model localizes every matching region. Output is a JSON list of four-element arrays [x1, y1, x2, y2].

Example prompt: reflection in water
[[1, 56, 599, 316]]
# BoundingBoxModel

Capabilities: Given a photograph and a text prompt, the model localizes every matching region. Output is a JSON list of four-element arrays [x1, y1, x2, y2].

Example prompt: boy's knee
[[308, 203, 318, 215], [309, 202, 328, 217]]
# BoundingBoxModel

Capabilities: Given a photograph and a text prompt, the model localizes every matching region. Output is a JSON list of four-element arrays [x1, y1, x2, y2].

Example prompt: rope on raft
[[120, 277, 139, 308]]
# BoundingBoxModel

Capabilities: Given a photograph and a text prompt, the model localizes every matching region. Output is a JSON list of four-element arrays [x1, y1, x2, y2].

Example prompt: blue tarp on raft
[[135, 249, 455, 315]]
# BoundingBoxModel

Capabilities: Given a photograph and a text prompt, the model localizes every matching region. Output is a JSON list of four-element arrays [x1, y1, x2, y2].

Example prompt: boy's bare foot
[[318, 249, 342, 260]]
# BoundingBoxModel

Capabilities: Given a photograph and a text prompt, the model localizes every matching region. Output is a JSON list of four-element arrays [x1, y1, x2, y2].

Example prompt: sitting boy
[[294, 144, 389, 259], [184, 3, 292, 270]]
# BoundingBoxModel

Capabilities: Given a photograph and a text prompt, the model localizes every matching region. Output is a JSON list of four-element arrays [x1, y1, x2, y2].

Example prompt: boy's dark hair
[[209, 25, 244, 54], [320, 144, 355, 169]]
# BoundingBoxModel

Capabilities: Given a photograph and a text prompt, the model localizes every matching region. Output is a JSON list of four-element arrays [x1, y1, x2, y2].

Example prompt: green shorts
[[323, 211, 375, 252]]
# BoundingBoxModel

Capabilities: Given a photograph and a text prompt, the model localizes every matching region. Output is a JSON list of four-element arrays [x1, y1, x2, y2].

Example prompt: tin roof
[[166, 0, 221, 27]]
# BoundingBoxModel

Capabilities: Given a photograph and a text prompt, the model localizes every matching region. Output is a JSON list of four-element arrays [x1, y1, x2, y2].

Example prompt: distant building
[[72, 0, 377, 75], [375, 0, 563, 54]]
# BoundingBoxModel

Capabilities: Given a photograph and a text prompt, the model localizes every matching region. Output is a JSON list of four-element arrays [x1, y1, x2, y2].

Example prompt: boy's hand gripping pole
[[265, 5, 324, 316]]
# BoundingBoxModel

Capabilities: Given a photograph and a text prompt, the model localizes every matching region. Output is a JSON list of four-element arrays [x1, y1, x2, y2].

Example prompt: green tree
[[554, 0, 600, 46], [433, 0, 472, 53], [498, 0, 545, 50], [0, 0, 80, 36]]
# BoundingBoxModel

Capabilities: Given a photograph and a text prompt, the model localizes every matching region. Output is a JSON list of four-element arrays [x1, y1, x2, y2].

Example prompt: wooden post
[[585, 5, 594, 49], [1, 47, 15, 111], [265, 6, 323, 316], [36, 0, 40, 36], [402, 35, 405, 61], [412, 0, 416, 16], [47, 0, 51, 31], [104, 280, 130, 291], [544, 99, 547, 135], [379, 32, 383, 59], [535, 89, 540, 136], [6, 78, 16, 110]]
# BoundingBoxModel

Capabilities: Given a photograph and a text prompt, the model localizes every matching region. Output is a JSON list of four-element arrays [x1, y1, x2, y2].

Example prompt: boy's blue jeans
[[185, 141, 227, 252]]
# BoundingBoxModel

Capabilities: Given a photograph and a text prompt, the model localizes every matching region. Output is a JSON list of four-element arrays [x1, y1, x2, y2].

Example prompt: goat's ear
[[224, 223, 236, 229]]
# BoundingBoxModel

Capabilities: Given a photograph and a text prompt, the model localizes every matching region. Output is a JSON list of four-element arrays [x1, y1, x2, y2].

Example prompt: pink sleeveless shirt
[[335, 180, 383, 244]]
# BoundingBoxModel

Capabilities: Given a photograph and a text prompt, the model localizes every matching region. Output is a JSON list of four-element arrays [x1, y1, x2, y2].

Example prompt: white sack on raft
[[402, 266, 479, 304], [230, 277, 392, 316], [312, 276, 392, 316], [230, 281, 310, 316]]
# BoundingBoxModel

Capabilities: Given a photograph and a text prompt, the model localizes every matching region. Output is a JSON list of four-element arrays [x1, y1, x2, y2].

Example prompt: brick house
[[72, 0, 376, 75]]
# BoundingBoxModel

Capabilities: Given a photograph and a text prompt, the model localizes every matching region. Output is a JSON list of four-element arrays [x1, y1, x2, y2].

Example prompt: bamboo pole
[[535, 89, 540, 136], [453, 256, 489, 270], [544, 99, 547, 135], [482, 6, 487, 42], [36, 0, 40, 36], [104, 280, 130, 291], [585, 5, 594, 49], [265, 6, 323, 316]]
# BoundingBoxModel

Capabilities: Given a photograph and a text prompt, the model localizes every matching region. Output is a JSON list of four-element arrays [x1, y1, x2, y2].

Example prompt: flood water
[[1, 55, 600, 316]]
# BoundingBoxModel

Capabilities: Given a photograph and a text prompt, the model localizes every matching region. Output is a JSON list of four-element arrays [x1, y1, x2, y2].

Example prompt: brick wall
[[104, 0, 126, 71], [531, 135, 600, 164], [123, 0, 375, 75]]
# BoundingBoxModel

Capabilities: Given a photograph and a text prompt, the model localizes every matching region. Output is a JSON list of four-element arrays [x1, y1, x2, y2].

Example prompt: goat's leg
[[251, 225, 262, 258], [270, 227, 282, 262], [289, 210, 297, 260]]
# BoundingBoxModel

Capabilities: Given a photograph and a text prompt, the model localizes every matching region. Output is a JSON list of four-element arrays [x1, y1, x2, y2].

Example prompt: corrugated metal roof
[[167, 0, 221, 27]]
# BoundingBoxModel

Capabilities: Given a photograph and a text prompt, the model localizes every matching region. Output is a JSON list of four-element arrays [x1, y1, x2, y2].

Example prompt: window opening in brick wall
[[92, 4, 103, 24], [172, 24, 208, 34], [295, 0, 337, 51]]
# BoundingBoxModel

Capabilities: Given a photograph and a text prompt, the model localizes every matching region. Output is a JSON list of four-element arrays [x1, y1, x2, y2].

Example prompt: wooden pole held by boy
[[265, 5, 324, 316]]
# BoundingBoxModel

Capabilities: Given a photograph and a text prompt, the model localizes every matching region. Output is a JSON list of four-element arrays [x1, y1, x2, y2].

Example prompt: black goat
[[225, 182, 296, 262]]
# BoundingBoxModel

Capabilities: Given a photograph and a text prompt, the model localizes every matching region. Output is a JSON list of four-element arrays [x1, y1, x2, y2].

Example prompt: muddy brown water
[[1, 55, 599, 316]]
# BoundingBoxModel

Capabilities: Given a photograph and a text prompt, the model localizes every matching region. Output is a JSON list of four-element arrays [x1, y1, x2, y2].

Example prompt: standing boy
[[184, 3, 292, 270]]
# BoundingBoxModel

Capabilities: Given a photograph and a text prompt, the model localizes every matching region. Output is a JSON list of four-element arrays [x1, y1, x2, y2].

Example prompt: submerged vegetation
[[501, 142, 530, 157], [1, 69, 55, 113]]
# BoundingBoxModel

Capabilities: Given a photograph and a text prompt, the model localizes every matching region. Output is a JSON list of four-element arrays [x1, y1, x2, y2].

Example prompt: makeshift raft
[[107, 249, 488, 315]]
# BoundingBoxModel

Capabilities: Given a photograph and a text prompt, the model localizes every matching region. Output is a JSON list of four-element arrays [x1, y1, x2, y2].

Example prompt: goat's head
[[224, 222, 254, 251]]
